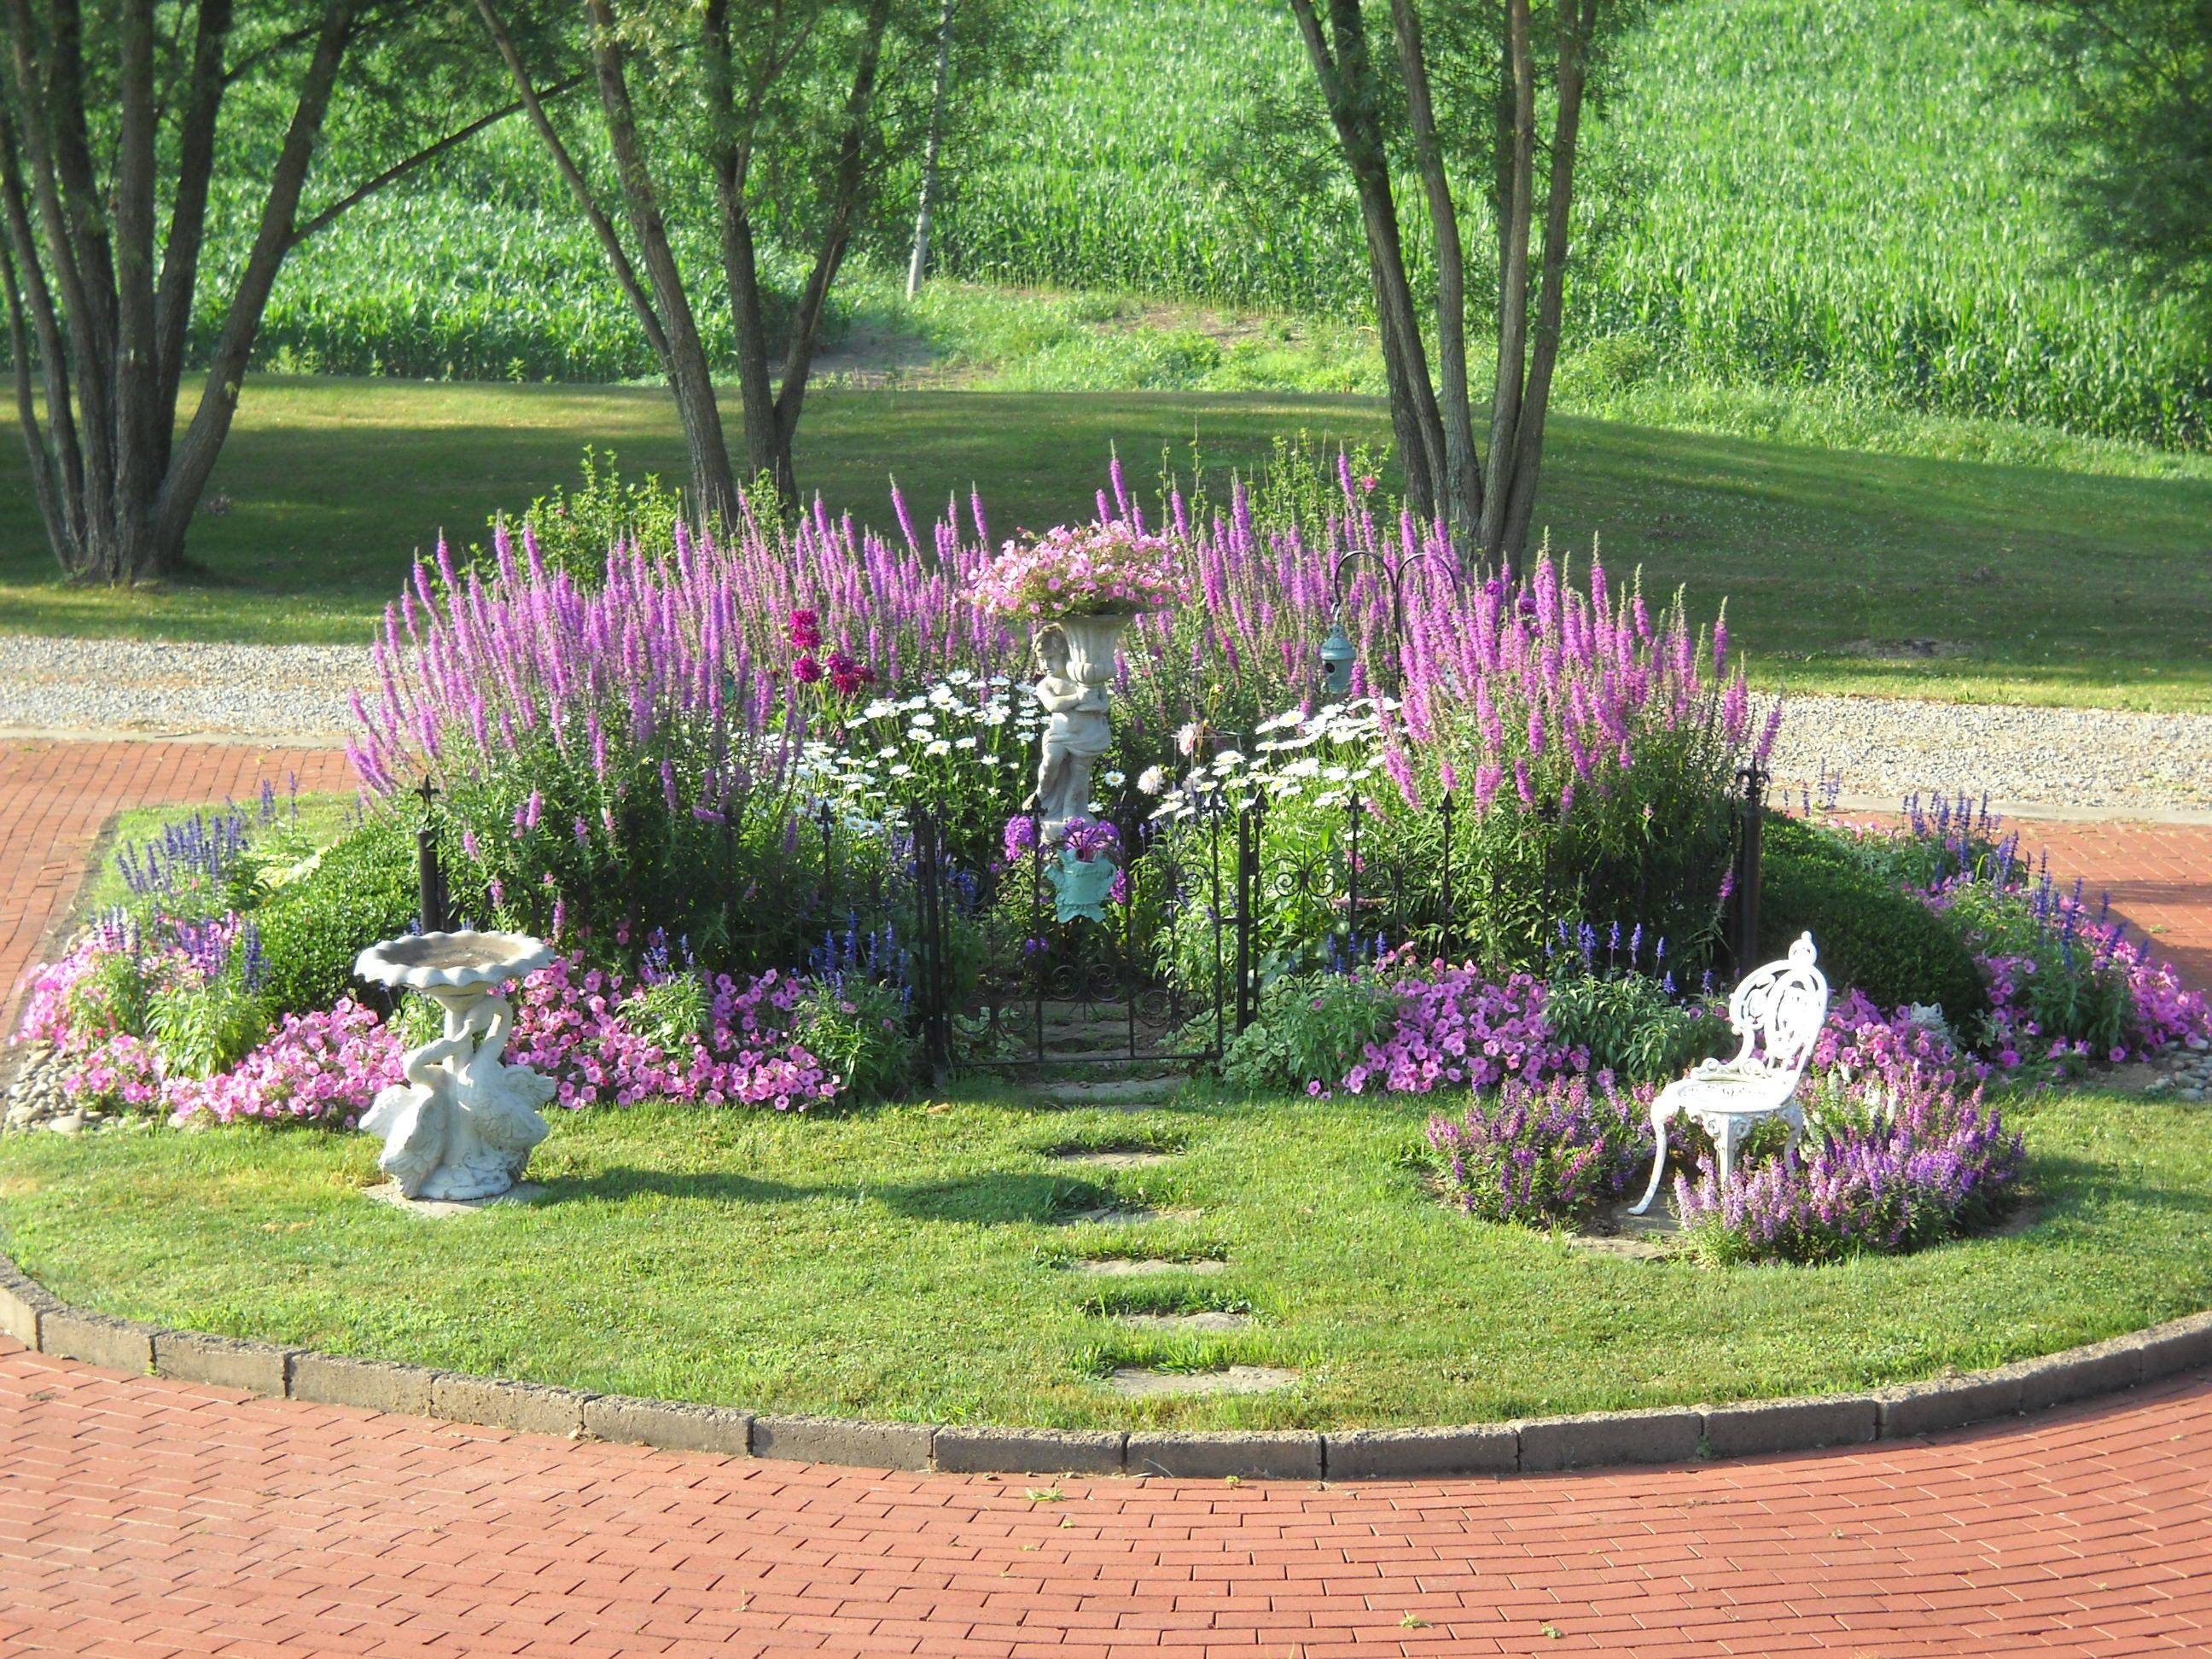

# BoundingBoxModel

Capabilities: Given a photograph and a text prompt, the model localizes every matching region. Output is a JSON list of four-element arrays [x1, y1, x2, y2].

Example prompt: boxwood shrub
[[1756, 818, 1988, 1032], [254, 818, 485, 1016]]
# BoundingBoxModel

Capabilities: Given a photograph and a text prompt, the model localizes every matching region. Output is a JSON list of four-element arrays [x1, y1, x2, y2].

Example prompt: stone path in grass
[[5, 738, 2212, 1652], [4, 1335, 2212, 1656]]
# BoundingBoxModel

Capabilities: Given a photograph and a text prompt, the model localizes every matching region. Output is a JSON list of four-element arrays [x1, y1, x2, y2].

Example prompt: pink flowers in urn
[[970, 522, 1183, 620]]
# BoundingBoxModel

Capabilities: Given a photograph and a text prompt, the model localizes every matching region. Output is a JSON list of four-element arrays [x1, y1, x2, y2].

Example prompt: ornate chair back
[[1715, 932, 1830, 1085]]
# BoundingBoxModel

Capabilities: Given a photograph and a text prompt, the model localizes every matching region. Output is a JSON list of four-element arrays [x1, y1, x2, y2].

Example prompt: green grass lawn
[[0, 1085, 2203, 1429], [2, 377, 2207, 709]]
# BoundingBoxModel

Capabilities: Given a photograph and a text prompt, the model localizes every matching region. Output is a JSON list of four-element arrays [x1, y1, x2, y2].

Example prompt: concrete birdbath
[[353, 930, 556, 1203]]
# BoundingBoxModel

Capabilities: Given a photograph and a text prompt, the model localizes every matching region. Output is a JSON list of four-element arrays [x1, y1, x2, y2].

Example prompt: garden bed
[[2, 1086, 2208, 1431]]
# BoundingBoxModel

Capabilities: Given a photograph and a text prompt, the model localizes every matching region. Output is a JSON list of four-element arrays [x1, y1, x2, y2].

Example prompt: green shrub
[[790, 978, 921, 1101], [253, 819, 479, 1016], [148, 975, 271, 1080], [490, 446, 688, 579], [1756, 818, 1986, 1029], [1542, 970, 1728, 1086], [1215, 968, 1399, 1093], [620, 973, 713, 1051]]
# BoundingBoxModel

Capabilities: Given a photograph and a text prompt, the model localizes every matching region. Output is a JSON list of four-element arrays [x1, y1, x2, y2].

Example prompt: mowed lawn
[[0, 378, 2207, 708], [0, 1086, 2205, 1430]]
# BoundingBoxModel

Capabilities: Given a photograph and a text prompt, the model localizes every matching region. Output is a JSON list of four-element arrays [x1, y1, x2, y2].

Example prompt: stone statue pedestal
[[354, 931, 557, 1202], [1028, 611, 1131, 836]]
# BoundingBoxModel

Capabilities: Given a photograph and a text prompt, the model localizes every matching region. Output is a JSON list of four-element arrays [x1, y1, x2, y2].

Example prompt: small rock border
[[4, 1249, 2208, 1481]]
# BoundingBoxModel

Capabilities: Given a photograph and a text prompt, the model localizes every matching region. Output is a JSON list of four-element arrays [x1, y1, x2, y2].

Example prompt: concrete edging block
[[0, 1261, 62, 1348], [38, 1308, 157, 1374], [1324, 1425, 1517, 1480], [154, 1330, 291, 1395], [1126, 1431, 1323, 1481], [2137, 1313, 2212, 1382], [1875, 1371, 2024, 1441], [288, 1352, 439, 1417], [1517, 1408, 1704, 1471], [1700, 1394, 1878, 1458], [1995, 1336, 2147, 1414], [430, 1373, 592, 1439], [581, 1394, 752, 1456], [933, 1426, 1126, 1476], [751, 1413, 935, 1472]]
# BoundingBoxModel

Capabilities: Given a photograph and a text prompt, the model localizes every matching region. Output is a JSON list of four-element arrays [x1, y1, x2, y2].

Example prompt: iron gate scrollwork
[[911, 786, 1253, 1079]]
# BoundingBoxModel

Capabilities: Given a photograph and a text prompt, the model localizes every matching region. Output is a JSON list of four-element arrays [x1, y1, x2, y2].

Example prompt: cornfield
[[216, 0, 2209, 447]]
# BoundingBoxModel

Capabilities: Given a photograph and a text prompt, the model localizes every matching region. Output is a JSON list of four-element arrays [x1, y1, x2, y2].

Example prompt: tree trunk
[[153, 0, 233, 479], [1387, 0, 1480, 540], [1285, 0, 1447, 518], [906, 0, 955, 300], [1479, 0, 1536, 560], [1497, 0, 1594, 562], [583, 0, 741, 529], [154, 0, 358, 569], [703, 0, 798, 503], [476, 0, 669, 365], [773, 0, 893, 479]]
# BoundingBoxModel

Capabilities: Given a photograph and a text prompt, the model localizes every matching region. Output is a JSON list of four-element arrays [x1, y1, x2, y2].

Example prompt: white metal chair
[[1630, 932, 1829, 1215]]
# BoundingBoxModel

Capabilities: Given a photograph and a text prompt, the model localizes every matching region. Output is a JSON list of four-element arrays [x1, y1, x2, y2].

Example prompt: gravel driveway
[[1, 636, 2204, 813]]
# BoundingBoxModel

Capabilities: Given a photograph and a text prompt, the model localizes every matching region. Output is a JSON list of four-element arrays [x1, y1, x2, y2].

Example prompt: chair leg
[[1631, 1104, 1671, 1216], [1783, 1108, 1804, 1167], [1717, 1117, 1742, 1189]]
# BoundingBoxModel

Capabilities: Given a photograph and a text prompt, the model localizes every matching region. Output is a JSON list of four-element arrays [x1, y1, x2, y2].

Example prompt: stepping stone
[[1049, 1148, 1177, 1169], [1060, 1204, 1201, 1228], [1568, 1201, 1680, 1260], [1068, 1257, 1227, 1278], [1044, 1077, 1183, 1109], [1102, 1365, 1295, 1398], [1114, 1311, 1252, 1333]]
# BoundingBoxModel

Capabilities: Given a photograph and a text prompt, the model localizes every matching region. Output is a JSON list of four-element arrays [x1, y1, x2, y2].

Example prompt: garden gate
[[910, 791, 1259, 1080]]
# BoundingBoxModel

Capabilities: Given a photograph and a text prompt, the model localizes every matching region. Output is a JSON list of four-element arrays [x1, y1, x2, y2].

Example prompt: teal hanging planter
[[1046, 849, 1116, 923]]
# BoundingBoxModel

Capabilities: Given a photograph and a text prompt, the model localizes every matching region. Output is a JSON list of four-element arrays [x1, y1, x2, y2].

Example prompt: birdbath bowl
[[352, 931, 557, 1203]]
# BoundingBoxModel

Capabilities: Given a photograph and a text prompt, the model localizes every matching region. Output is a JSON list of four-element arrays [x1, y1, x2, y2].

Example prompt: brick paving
[[2013, 819, 2212, 996], [2, 739, 2209, 1656], [2, 1339, 2209, 1656], [0, 739, 355, 1028]]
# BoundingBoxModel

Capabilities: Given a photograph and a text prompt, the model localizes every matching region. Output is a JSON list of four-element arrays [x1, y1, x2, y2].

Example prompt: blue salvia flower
[[239, 920, 267, 992]]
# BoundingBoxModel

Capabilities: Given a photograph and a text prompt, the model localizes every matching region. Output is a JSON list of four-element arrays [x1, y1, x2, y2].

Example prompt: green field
[[0, 1086, 2202, 1429], [205, 0, 2210, 445], [3, 378, 2206, 710]]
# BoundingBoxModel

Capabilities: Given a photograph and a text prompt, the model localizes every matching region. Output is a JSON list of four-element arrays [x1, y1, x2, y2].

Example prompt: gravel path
[[0, 636, 2204, 813], [0, 636, 369, 740], [1762, 694, 2212, 814]]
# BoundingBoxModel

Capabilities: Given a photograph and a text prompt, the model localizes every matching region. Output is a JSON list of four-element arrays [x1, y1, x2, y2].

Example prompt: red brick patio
[[2, 738, 2209, 1656], [3, 1337, 2209, 1656]]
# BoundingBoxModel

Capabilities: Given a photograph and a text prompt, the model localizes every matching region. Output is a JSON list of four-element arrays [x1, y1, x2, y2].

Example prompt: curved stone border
[[5, 1250, 2209, 1481]]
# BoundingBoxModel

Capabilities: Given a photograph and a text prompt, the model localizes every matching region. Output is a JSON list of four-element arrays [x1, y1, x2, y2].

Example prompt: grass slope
[[3, 380, 2206, 709], [0, 1087, 2203, 1429]]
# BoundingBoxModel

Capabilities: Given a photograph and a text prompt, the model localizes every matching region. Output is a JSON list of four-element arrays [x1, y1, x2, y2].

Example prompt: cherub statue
[[361, 992, 553, 1202], [1026, 624, 1112, 833]]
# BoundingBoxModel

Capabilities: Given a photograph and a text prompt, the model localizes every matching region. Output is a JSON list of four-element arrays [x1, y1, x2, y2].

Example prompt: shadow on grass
[[550, 1165, 1124, 1227], [873, 1172, 1117, 1225], [2018, 1155, 2212, 1224], [549, 1168, 825, 1208]]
